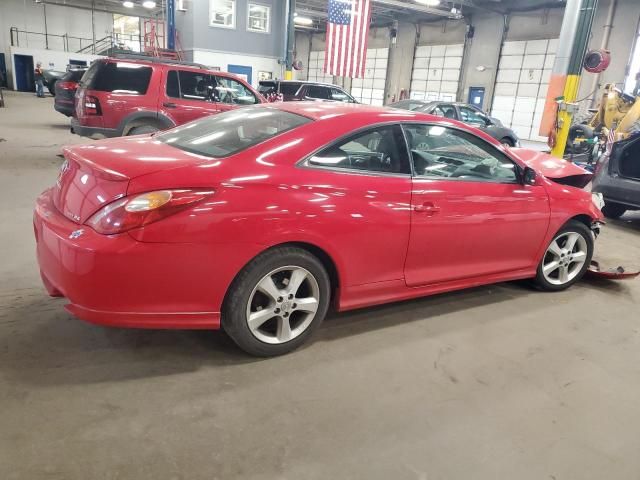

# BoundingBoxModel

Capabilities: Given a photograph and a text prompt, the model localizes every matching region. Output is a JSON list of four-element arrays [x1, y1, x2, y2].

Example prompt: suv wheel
[[127, 125, 159, 136]]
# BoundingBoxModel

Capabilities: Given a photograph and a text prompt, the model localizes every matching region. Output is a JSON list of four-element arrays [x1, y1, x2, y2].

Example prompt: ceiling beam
[[373, 0, 460, 18]]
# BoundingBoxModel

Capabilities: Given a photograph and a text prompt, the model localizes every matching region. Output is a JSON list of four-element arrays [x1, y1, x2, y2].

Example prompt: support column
[[167, 0, 176, 50], [540, 0, 598, 157], [284, 0, 296, 80]]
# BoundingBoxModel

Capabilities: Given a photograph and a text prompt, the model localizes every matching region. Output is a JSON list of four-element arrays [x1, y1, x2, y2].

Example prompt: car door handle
[[414, 202, 441, 216], [163, 102, 177, 108]]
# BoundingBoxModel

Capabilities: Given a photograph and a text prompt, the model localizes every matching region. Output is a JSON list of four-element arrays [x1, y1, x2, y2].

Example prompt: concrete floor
[[1, 90, 640, 480]]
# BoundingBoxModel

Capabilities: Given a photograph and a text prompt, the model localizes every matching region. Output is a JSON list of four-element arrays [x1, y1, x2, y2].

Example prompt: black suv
[[258, 80, 356, 103]]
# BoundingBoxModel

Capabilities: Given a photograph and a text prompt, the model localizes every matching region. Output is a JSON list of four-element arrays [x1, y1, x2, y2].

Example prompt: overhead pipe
[[373, 0, 459, 19], [589, 0, 617, 107]]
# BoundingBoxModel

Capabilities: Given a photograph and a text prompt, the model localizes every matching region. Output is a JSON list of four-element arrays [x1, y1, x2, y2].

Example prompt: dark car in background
[[72, 55, 263, 139], [592, 134, 640, 218], [258, 80, 356, 103], [53, 68, 87, 117], [389, 100, 520, 147]]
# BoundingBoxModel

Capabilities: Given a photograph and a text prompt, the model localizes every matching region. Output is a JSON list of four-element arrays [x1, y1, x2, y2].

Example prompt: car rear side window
[[306, 85, 331, 100], [307, 125, 411, 175], [157, 107, 311, 158], [279, 83, 302, 96], [89, 62, 152, 94]]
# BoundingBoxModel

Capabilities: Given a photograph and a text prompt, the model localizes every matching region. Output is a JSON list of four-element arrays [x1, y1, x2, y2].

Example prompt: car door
[[160, 69, 220, 125], [403, 123, 550, 286], [301, 124, 413, 286]]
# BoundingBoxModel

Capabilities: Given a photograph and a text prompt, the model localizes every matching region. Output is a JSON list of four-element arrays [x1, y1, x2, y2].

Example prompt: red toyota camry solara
[[34, 102, 604, 356]]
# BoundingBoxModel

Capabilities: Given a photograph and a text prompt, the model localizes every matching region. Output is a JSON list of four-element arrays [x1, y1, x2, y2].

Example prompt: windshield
[[157, 107, 311, 158]]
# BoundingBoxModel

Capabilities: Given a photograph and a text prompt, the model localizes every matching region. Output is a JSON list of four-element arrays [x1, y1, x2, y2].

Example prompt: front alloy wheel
[[534, 220, 593, 291]]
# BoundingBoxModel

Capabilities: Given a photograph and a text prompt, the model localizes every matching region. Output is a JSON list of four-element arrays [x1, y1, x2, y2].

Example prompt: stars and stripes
[[324, 0, 372, 78]]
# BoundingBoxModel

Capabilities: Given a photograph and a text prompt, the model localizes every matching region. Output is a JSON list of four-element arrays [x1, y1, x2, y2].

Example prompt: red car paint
[[72, 57, 264, 139], [34, 103, 604, 329]]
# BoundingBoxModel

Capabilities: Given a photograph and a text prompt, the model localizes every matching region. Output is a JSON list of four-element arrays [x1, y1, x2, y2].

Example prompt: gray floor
[[1, 90, 640, 480]]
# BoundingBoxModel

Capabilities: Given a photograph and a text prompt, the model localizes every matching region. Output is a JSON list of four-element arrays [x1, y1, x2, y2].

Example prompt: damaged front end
[[587, 219, 639, 280]]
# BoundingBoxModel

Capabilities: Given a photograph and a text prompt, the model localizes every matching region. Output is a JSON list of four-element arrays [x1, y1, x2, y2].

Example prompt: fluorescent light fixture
[[142, 0, 156, 8], [414, 0, 441, 5], [294, 16, 313, 25], [122, 1, 134, 7]]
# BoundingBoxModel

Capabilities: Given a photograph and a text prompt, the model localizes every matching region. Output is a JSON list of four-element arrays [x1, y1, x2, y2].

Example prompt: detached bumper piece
[[587, 261, 640, 280]]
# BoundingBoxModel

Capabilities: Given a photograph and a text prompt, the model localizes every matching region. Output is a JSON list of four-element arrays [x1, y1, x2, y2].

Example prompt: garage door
[[410, 44, 464, 102], [308, 51, 335, 84], [351, 47, 389, 106], [490, 39, 557, 142]]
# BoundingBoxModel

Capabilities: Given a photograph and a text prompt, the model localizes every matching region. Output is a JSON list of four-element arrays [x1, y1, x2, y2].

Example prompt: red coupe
[[34, 103, 604, 356]]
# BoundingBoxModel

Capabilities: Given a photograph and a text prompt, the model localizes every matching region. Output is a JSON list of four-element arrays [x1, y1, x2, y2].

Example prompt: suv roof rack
[[107, 53, 209, 70]]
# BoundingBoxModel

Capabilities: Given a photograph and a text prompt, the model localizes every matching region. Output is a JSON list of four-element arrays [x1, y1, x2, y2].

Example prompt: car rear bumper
[[70, 118, 119, 139], [54, 102, 74, 117], [33, 188, 221, 329]]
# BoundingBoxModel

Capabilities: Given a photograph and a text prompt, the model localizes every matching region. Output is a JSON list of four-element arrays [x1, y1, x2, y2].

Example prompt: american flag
[[324, 0, 373, 78]]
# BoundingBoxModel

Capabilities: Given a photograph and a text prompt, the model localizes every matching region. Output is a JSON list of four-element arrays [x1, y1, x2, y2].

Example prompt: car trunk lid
[[53, 135, 210, 224]]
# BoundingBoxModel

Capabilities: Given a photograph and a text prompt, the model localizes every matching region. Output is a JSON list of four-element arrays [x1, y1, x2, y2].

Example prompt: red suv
[[72, 55, 264, 138]]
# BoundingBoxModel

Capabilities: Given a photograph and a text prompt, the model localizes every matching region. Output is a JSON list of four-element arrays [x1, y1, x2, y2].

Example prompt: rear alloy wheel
[[534, 221, 593, 291], [127, 125, 159, 136], [601, 202, 627, 219], [223, 247, 330, 356]]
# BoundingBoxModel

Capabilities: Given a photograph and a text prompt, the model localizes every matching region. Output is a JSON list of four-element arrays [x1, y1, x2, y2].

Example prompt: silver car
[[389, 100, 520, 147]]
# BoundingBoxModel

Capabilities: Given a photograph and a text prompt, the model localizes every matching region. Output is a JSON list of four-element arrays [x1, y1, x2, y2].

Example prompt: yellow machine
[[565, 84, 640, 157], [588, 83, 640, 140]]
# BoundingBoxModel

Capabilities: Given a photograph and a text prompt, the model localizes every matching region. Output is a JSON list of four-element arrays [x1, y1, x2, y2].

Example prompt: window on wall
[[247, 3, 270, 33], [210, 0, 236, 29]]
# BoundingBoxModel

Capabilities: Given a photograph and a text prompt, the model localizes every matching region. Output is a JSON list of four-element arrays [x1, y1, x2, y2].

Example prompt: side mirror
[[523, 167, 537, 186]]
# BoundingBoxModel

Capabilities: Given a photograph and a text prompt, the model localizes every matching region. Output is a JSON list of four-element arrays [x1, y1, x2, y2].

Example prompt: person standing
[[34, 62, 45, 98]]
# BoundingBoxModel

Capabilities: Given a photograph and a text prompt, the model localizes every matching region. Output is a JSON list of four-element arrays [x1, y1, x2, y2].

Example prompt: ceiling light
[[294, 16, 313, 25], [122, 1, 134, 7], [414, 0, 441, 6], [142, 0, 156, 8]]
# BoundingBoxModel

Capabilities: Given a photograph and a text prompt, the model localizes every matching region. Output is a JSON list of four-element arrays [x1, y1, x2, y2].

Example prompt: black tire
[[127, 125, 159, 136], [500, 137, 515, 147], [534, 220, 594, 291], [601, 202, 627, 219], [222, 247, 331, 357]]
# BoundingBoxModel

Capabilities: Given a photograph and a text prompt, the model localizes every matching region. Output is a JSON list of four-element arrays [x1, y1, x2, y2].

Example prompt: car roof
[[265, 101, 439, 122], [262, 80, 341, 88], [101, 55, 244, 80]]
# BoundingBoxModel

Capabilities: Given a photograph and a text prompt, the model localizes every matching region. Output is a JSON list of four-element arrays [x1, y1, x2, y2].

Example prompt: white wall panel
[[491, 38, 558, 140], [350, 47, 388, 104], [409, 43, 464, 102]]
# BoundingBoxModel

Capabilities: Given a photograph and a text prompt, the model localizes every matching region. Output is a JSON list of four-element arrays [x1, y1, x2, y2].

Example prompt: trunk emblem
[[69, 229, 84, 239]]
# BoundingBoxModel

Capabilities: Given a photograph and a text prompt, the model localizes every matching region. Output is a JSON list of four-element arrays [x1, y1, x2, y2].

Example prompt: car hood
[[510, 148, 593, 188]]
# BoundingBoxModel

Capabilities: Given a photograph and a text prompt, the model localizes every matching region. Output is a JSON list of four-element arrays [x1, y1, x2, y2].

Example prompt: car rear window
[[157, 107, 311, 158], [65, 69, 86, 82], [84, 61, 152, 94]]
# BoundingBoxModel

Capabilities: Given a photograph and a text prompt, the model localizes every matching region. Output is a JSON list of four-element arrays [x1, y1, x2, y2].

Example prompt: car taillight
[[85, 189, 215, 235], [57, 81, 77, 90], [84, 95, 102, 115]]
